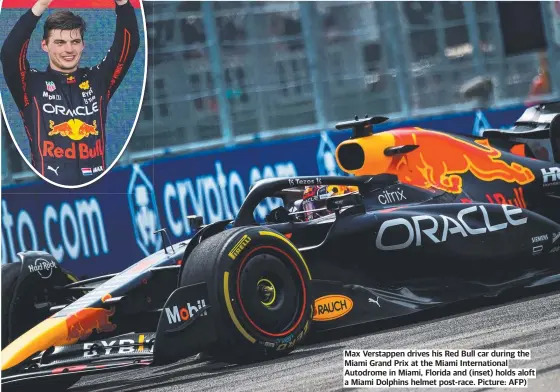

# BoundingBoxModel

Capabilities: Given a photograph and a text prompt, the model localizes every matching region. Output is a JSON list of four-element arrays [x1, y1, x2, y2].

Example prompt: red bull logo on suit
[[42, 139, 103, 160], [48, 119, 98, 140]]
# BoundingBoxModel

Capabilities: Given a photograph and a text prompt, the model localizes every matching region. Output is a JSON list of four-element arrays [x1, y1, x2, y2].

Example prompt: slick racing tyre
[[180, 227, 313, 363]]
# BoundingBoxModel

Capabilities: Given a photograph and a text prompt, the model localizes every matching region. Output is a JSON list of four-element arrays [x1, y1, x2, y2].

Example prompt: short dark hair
[[43, 11, 87, 42]]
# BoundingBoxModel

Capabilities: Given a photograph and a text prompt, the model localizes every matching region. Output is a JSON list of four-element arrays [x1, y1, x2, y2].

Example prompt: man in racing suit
[[1, 0, 140, 186]]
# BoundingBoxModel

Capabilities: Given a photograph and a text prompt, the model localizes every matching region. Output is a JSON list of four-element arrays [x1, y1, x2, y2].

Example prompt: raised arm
[[1, 0, 52, 110], [94, 0, 140, 100]]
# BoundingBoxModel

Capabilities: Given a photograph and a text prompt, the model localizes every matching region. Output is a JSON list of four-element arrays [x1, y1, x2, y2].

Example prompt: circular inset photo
[[0, 0, 147, 188]]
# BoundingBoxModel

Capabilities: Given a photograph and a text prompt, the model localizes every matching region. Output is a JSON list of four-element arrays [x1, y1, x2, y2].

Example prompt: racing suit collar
[[46, 65, 80, 83]]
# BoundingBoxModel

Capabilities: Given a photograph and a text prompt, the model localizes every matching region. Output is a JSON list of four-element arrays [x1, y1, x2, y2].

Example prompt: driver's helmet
[[301, 185, 358, 221]]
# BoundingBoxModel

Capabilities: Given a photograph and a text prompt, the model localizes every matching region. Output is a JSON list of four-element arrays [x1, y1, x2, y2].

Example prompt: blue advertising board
[[1, 104, 527, 278]]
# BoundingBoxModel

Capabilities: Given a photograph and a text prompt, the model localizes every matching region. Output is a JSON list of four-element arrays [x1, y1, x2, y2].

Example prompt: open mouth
[[62, 55, 76, 62]]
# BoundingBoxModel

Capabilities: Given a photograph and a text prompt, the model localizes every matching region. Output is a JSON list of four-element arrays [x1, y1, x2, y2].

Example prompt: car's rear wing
[[481, 102, 560, 163]]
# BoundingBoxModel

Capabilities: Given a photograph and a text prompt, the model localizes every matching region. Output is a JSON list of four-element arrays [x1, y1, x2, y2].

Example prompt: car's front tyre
[[180, 227, 313, 363]]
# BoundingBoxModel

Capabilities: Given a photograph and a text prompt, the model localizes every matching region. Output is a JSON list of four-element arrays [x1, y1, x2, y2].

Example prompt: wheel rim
[[257, 278, 277, 307], [236, 245, 307, 337]]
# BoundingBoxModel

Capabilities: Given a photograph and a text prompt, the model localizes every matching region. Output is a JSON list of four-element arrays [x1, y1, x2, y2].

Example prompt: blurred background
[[3, 0, 560, 185]]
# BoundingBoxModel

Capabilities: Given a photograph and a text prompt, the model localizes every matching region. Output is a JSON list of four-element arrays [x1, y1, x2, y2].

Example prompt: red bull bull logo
[[336, 128, 536, 194], [78, 121, 98, 137], [65, 307, 117, 341], [49, 119, 98, 141], [48, 121, 73, 137]]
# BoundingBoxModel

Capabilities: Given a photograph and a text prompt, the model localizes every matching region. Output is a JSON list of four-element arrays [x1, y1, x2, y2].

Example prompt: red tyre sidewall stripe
[[235, 245, 306, 338]]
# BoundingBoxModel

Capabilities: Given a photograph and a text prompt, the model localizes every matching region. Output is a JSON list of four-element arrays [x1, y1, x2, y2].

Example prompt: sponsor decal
[[228, 234, 251, 260], [46, 115, 99, 143], [47, 165, 60, 176], [276, 334, 296, 344], [79, 80, 90, 90], [533, 245, 544, 256], [81, 87, 96, 104], [93, 166, 103, 174], [83, 335, 153, 357], [42, 139, 103, 160], [313, 295, 353, 321], [276, 320, 310, 351], [45, 81, 56, 92], [43, 102, 99, 117], [164, 299, 208, 325], [553, 232, 560, 244], [42, 91, 62, 100], [532, 234, 548, 243], [378, 188, 406, 205], [550, 246, 560, 254], [66, 307, 116, 341], [67, 76, 76, 84], [27, 257, 57, 279], [82, 168, 93, 176], [376, 204, 527, 251], [368, 297, 381, 307], [386, 131, 536, 194], [288, 177, 323, 187], [485, 187, 527, 208], [542, 167, 560, 187]]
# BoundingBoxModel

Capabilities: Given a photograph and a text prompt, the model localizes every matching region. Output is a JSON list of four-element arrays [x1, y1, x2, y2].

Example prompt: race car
[[2, 104, 559, 391]]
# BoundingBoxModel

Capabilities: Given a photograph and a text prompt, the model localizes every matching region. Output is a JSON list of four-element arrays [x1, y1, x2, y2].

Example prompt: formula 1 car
[[2, 104, 560, 391]]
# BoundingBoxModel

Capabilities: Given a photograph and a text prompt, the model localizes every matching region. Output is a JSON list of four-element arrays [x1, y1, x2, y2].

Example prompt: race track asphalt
[[71, 287, 560, 392]]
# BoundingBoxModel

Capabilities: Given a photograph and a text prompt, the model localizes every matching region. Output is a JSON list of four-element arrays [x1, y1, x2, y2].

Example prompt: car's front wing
[[1, 332, 156, 387]]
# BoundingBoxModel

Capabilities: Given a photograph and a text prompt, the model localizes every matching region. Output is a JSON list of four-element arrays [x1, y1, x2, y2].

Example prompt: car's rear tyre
[[180, 227, 313, 363]]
